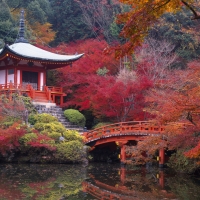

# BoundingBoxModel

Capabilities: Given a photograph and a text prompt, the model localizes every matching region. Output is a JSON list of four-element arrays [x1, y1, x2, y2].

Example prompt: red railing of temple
[[0, 83, 29, 90], [46, 86, 63, 93], [44, 86, 51, 101], [83, 121, 165, 144]]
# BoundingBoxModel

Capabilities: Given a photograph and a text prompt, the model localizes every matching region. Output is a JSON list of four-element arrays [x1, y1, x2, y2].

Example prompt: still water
[[0, 163, 199, 200]]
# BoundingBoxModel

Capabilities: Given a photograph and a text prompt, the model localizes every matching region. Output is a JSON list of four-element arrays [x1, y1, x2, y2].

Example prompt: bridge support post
[[118, 141, 127, 165], [159, 170, 164, 188], [159, 148, 165, 168], [120, 167, 126, 185], [121, 144, 126, 165]]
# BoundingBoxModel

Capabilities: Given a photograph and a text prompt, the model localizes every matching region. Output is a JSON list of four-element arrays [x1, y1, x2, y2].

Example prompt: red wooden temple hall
[[0, 10, 83, 106]]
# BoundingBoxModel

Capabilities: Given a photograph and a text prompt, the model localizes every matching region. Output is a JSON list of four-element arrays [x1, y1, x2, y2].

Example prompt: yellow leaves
[[31, 22, 56, 45]]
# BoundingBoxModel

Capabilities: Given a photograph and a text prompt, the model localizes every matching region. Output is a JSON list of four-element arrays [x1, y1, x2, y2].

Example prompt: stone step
[[33, 104, 83, 132]]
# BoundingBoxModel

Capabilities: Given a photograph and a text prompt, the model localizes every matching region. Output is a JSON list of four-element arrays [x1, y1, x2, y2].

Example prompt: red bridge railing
[[83, 121, 165, 144]]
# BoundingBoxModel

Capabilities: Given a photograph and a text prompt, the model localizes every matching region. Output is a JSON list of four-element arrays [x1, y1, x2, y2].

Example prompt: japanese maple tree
[[0, 123, 26, 156], [116, 0, 200, 56], [145, 60, 200, 166]]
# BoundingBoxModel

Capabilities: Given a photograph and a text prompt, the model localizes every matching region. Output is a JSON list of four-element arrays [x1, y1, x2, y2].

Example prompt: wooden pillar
[[159, 148, 165, 168], [118, 141, 128, 165], [120, 167, 126, 185], [52, 94, 55, 104], [159, 170, 164, 188]]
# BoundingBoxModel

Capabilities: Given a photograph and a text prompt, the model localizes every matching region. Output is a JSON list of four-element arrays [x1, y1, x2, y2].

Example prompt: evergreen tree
[[49, 0, 91, 45], [149, 9, 200, 68], [0, 1, 17, 46]]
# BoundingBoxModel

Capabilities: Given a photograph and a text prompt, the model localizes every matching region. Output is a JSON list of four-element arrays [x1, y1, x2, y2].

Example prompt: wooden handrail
[[28, 84, 35, 99], [83, 121, 165, 144], [0, 83, 30, 90], [44, 86, 51, 102], [83, 121, 191, 144], [46, 86, 63, 93]]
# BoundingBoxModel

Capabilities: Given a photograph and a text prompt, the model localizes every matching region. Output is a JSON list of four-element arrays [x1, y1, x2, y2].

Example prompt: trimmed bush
[[63, 130, 83, 142], [30, 113, 58, 125], [28, 114, 37, 125], [34, 121, 66, 133], [48, 132, 62, 141], [55, 141, 85, 163], [19, 133, 37, 146], [64, 109, 86, 127]]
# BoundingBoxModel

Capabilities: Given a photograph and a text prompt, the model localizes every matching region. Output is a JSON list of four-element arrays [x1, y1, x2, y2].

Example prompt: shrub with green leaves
[[55, 141, 85, 163], [167, 149, 199, 174], [28, 114, 37, 125], [48, 132, 62, 141], [29, 113, 58, 124], [19, 133, 37, 146], [34, 121, 66, 133], [64, 109, 86, 127], [0, 116, 20, 128], [92, 122, 112, 129], [63, 130, 83, 142]]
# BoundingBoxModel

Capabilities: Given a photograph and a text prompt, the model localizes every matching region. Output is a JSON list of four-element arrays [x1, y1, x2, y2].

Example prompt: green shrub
[[167, 149, 199, 174], [34, 121, 66, 133], [92, 122, 112, 129], [19, 133, 37, 146], [64, 109, 86, 127], [48, 132, 62, 140], [63, 130, 83, 142], [0, 116, 21, 128], [28, 114, 37, 125], [55, 141, 85, 162], [21, 96, 37, 114], [33, 113, 58, 124]]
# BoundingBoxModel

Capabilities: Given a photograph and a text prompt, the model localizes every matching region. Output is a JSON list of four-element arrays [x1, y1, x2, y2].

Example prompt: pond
[[0, 163, 199, 200]]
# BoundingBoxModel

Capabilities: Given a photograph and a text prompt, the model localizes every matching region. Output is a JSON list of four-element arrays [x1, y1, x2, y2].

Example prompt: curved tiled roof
[[0, 42, 83, 62]]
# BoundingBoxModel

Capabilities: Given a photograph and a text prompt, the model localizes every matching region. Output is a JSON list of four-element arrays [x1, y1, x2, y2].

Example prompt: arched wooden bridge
[[83, 121, 165, 146], [83, 121, 186, 165]]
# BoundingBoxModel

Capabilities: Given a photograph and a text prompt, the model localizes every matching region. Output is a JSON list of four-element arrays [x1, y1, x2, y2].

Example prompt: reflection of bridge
[[83, 121, 166, 166], [82, 181, 135, 200], [82, 167, 176, 200]]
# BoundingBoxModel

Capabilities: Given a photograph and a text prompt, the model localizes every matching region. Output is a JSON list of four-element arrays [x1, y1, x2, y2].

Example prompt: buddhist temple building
[[0, 10, 83, 106]]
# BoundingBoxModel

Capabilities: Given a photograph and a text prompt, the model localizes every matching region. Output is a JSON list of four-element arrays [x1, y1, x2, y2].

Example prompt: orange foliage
[[145, 60, 200, 165], [126, 135, 168, 165], [116, 0, 198, 56], [10, 8, 55, 44], [185, 142, 200, 159], [31, 22, 56, 45]]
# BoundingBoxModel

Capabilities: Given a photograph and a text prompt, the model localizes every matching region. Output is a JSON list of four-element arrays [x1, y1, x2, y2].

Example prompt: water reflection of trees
[[0, 164, 86, 200], [166, 175, 200, 200], [0, 164, 199, 200], [85, 164, 200, 200]]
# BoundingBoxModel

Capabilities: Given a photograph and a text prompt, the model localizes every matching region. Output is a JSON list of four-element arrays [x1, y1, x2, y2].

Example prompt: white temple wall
[[0, 70, 5, 84]]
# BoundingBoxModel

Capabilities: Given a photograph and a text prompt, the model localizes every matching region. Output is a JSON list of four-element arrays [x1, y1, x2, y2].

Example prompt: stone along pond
[[0, 163, 200, 200]]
